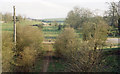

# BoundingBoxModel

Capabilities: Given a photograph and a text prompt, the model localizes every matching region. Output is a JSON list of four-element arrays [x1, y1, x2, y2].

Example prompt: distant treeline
[[1, 12, 26, 23]]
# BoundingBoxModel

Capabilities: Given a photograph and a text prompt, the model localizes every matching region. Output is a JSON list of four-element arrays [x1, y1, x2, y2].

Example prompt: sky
[[0, 0, 119, 19]]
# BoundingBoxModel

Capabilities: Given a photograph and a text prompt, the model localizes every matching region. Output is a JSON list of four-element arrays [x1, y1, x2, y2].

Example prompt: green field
[[42, 26, 61, 41], [1, 22, 13, 31], [42, 25, 83, 41], [1, 20, 41, 31]]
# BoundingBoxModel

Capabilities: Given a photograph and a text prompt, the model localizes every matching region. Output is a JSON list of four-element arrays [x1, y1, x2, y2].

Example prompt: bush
[[37, 24, 43, 29], [13, 25, 43, 72], [65, 42, 105, 72], [16, 25, 43, 52], [54, 27, 79, 58]]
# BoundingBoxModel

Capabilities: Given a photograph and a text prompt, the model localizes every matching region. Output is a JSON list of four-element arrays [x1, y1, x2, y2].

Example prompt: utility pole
[[118, 1, 120, 35], [13, 6, 16, 49]]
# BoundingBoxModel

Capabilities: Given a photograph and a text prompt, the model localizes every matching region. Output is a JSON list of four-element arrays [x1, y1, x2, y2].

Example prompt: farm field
[[1, 20, 41, 32], [42, 25, 83, 41]]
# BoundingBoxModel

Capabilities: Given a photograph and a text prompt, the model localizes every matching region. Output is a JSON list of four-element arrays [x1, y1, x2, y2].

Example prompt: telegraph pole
[[118, 1, 120, 35], [13, 6, 16, 49], [13, 6, 18, 71]]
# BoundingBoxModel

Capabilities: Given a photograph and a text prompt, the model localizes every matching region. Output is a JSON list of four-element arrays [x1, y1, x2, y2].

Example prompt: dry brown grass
[[2, 32, 14, 72]]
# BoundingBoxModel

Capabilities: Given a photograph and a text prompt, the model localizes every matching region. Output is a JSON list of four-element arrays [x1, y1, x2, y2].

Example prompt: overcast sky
[[0, 0, 119, 19]]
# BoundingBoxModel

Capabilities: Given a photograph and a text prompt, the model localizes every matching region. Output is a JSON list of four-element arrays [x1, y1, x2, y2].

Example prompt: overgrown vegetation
[[54, 27, 105, 72], [12, 25, 43, 72], [54, 27, 79, 58], [2, 22, 44, 72], [2, 32, 14, 72], [54, 6, 119, 72]]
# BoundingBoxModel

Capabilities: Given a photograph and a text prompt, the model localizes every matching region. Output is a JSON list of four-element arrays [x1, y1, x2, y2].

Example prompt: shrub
[[54, 27, 79, 58], [13, 25, 43, 72], [65, 42, 105, 72], [16, 25, 43, 53], [37, 24, 43, 29]]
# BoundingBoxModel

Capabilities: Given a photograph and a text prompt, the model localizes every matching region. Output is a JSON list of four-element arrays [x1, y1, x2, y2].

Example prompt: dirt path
[[42, 52, 50, 72], [42, 43, 53, 72], [106, 38, 120, 44]]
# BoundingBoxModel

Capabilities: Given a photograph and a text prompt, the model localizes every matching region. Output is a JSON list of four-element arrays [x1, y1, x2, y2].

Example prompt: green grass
[[102, 47, 119, 72], [48, 60, 65, 72], [42, 26, 61, 40], [18, 20, 41, 26], [103, 47, 120, 50], [1, 22, 13, 31], [108, 36, 120, 38], [33, 58, 43, 72], [103, 55, 119, 72]]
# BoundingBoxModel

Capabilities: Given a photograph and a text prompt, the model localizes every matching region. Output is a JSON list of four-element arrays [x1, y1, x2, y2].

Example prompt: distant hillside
[[42, 18, 65, 21]]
